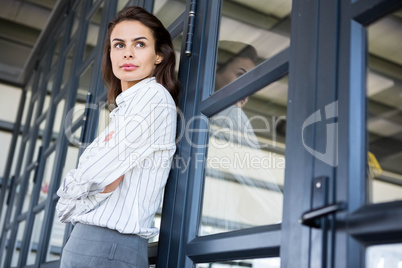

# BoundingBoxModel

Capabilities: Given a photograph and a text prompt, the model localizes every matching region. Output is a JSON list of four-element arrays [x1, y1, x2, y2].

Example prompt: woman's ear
[[155, 54, 163, 64]]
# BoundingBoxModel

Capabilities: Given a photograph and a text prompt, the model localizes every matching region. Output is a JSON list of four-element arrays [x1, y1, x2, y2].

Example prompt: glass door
[[158, 0, 292, 267], [281, 0, 402, 267], [334, 1, 402, 267]]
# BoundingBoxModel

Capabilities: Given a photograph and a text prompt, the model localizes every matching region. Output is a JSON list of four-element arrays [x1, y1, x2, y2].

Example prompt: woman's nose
[[123, 48, 134, 58]]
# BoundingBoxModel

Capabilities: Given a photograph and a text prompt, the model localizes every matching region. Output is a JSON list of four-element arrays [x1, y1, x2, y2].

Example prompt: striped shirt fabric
[[56, 77, 176, 238]]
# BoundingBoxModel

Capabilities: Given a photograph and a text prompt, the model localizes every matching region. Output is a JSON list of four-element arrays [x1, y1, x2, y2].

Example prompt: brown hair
[[216, 41, 258, 73], [102, 6, 180, 107]]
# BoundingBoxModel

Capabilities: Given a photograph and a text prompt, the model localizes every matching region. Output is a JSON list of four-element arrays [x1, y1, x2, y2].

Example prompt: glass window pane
[[366, 244, 402, 268], [26, 210, 45, 266], [0, 131, 13, 175], [39, 99, 50, 133], [28, 98, 39, 131], [46, 209, 66, 262], [21, 79, 33, 128], [213, 0, 291, 93], [153, 0, 186, 27], [51, 31, 63, 68], [29, 140, 43, 174], [196, 257, 280, 268], [22, 171, 35, 214], [173, 35, 182, 73], [0, 230, 11, 267], [0, 194, 7, 236], [64, 114, 84, 154], [20, 140, 42, 212], [200, 76, 287, 236], [83, 2, 104, 60], [70, 3, 83, 41], [11, 220, 26, 267], [78, 63, 94, 106], [10, 135, 23, 178], [66, 62, 94, 132], [61, 45, 76, 90], [18, 140, 31, 178], [39, 78, 55, 134], [96, 102, 111, 135], [367, 9, 402, 204], [46, 73, 56, 95], [116, 0, 128, 13], [53, 99, 66, 137], [0, 84, 21, 123], [40, 150, 57, 203], [40, 98, 66, 148], [10, 184, 21, 222], [62, 144, 80, 184]]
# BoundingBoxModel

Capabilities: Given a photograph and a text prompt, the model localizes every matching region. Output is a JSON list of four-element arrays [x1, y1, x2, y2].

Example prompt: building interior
[[0, 0, 401, 267]]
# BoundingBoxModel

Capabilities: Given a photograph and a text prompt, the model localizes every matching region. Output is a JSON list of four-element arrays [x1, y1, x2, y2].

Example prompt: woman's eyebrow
[[238, 67, 247, 73], [133, 36, 148, 41], [112, 36, 148, 42]]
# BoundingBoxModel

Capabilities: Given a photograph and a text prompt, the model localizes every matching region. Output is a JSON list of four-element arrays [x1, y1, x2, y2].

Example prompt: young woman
[[56, 6, 180, 267]]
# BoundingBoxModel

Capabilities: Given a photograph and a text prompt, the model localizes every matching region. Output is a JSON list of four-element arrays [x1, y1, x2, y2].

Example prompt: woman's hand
[[100, 175, 124, 193]]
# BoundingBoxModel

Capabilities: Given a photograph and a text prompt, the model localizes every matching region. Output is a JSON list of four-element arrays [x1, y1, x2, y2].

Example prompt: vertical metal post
[[184, 1, 197, 56]]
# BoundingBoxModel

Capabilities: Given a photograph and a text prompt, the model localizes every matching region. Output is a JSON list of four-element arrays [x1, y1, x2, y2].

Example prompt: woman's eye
[[236, 72, 246, 78], [114, 43, 124, 49], [135, 42, 146, 48]]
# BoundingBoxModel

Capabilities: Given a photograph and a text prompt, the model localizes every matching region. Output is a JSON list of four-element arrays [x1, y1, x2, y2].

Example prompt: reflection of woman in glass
[[205, 41, 283, 233], [56, 7, 180, 267], [212, 41, 260, 147], [215, 41, 258, 92]]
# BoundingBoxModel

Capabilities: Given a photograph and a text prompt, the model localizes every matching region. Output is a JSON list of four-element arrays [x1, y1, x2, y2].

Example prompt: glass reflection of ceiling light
[[231, 0, 292, 18], [154, 0, 186, 27], [367, 244, 402, 268], [253, 257, 281, 268], [377, 258, 384, 268], [219, 17, 290, 59], [368, 15, 402, 66], [368, 118, 402, 137], [253, 29, 290, 59], [367, 70, 395, 97], [255, 79, 288, 105], [154, 0, 169, 13]]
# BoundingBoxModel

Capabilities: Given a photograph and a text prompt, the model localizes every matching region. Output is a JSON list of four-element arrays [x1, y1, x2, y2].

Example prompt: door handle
[[300, 202, 346, 228]]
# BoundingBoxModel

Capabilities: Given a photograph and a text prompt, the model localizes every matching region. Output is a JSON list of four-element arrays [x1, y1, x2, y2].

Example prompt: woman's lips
[[121, 64, 138, 71]]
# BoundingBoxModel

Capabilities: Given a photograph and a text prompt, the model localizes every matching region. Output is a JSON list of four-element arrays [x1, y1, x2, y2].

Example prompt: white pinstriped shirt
[[56, 77, 176, 238]]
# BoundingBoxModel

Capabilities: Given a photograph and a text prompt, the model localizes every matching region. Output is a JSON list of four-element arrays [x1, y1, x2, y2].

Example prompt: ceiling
[[0, 0, 58, 85]]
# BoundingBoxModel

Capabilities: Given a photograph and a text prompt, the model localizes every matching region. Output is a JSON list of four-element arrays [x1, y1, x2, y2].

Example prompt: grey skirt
[[60, 223, 148, 268]]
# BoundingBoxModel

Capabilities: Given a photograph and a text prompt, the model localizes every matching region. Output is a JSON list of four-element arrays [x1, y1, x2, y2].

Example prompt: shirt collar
[[115, 77, 155, 108]]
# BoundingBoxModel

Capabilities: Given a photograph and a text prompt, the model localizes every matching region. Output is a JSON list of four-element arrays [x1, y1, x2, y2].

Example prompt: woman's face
[[215, 57, 255, 90], [110, 20, 162, 91]]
